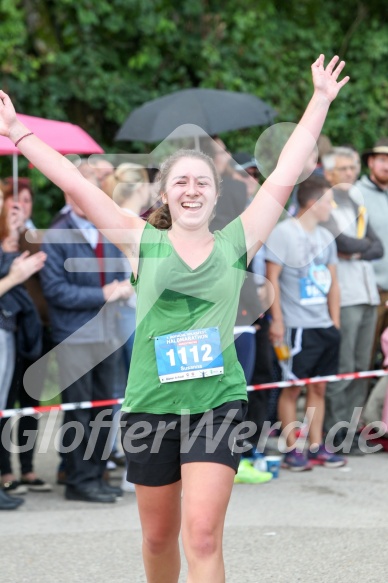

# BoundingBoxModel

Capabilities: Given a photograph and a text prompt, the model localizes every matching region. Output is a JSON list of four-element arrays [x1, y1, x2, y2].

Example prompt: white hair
[[321, 147, 358, 171]]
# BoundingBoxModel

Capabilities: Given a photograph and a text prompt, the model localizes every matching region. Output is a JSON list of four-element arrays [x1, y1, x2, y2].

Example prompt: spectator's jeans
[[0, 327, 54, 476], [0, 329, 15, 411]]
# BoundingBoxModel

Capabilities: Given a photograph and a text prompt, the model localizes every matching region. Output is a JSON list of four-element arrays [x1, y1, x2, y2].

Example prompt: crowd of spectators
[[1, 134, 388, 509]]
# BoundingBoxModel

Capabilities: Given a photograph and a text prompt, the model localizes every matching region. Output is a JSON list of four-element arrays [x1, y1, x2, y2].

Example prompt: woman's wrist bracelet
[[14, 131, 34, 147]]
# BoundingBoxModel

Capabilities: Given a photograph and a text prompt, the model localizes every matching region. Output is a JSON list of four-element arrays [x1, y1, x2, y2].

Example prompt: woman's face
[[164, 157, 218, 229], [5, 188, 33, 221]]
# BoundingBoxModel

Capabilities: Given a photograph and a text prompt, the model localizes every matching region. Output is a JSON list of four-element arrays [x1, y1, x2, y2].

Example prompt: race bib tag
[[154, 327, 224, 383], [299, 264, 331, 305], [309, 263, 332, 295]]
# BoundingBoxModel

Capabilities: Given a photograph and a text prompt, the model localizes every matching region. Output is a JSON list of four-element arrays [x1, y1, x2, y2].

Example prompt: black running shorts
[[121, 399, 248, 486]]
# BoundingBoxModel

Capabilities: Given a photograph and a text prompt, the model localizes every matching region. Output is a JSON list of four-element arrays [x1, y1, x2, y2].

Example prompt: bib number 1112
[[154, 327, 224, 383], [166, 344, 212, 367]]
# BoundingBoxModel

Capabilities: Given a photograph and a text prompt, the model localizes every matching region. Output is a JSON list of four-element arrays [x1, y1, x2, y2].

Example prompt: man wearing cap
[[351, 138, 388, 365]]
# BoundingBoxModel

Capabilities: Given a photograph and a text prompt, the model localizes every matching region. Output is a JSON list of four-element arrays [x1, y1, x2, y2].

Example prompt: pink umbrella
[[0, 113, 104, 155], [0, 113, 104, 197]]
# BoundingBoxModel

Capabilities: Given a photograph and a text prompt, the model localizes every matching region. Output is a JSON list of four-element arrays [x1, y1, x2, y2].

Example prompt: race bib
[[154, 327, 224, 383], [299, 277, 327, 305], [309, 263, 332, 295]]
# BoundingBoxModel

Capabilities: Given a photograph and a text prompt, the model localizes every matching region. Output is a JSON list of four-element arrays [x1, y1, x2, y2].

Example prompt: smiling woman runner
[[0, 54, 348, 582]]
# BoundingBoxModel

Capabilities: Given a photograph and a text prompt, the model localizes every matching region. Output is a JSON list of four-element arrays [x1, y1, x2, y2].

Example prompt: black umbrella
[[115, 88, 276, 144]]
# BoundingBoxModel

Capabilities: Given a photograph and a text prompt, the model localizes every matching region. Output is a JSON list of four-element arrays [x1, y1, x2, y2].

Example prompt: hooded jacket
[[351, 176, 388, 290]]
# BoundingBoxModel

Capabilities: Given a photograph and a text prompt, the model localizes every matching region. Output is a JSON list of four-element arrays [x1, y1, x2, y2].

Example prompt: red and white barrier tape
[[0, 398, 124, 419], [246, 368, 388, 391], [1, 369, 387, 419]]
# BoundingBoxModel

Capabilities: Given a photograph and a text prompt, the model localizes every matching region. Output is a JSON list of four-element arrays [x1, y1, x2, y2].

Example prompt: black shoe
[[108, 453, 126, 467], [65, 485, 116, 503], [2, 480, 28, 495], [100, 480, 123, 498], [21, 477, 53, 492], [0, 489, 24, 510]]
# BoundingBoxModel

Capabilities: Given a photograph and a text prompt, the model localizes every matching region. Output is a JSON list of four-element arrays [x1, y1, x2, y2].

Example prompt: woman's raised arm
[[241, 55, 349, 262], [0, 90, 146, 252]]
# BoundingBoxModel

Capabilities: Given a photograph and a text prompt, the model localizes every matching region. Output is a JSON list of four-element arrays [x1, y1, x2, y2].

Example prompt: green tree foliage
[[0, 0, 387, 225]]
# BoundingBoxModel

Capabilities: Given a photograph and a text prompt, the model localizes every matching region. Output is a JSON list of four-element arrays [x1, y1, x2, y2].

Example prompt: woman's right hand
[[1, 204, 24, 252], [7, 202, 25, 233], [103, 279, 134, 303], [0, 90, 20, 138], [9, 251, 47, 285]]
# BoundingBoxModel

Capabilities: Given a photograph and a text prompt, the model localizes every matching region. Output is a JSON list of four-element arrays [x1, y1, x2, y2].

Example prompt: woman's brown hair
[[0, 177, 33, 240]]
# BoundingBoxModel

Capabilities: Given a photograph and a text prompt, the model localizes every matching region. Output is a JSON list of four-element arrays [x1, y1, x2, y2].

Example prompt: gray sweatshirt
[[351, 176, 388, 291]]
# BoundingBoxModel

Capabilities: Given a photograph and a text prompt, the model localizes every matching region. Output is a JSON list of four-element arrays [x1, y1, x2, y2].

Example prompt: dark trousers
[[0, 327, 53, 476], [234, 331, 256, 384], [247, 317, 274, 450], [56, 342, 119, 489]]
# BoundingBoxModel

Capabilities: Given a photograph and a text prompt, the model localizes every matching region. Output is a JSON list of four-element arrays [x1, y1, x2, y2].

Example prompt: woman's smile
[[181, 200, 202, 210]]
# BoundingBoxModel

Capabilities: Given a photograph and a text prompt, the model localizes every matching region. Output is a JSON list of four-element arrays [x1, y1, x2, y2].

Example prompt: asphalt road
[[2, 412, 388, 583]]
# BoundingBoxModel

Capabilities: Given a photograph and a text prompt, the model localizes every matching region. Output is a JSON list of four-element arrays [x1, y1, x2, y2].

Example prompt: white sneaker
[[121, 472, 136, 493]]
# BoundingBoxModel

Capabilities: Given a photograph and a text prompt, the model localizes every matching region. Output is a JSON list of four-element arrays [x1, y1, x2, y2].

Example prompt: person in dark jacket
[[0, 178, 54, 496], [0, 185, 46, 510], [39, 169, 133, 503], [199, 136, 248, 232]]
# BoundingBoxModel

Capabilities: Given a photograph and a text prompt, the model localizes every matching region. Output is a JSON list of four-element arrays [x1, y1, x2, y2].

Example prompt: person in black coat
[[0, 185, 46, 510]]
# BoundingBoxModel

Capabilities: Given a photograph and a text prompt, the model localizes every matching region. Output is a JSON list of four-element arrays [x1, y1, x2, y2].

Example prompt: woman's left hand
[[311, 54, 350, 103]]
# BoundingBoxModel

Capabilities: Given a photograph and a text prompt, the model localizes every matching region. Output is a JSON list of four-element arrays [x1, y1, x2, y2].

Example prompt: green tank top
[[121, 217, 248, 415]]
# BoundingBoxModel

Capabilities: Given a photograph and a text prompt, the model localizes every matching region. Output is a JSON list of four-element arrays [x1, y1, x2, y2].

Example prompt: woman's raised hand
[[0, 90, 20, 138], [311, 54, 349, 103]]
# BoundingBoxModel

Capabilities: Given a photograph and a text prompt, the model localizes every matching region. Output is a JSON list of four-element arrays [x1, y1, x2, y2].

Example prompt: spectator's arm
[[359, 222, 384, 261], [327, 264, 340, 328], [0, 251, 46, 297], [0, 273, 17, 296], [321, 216, 373, 255], [40, 242, 105, 310], [266, 260, 285, 345]]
